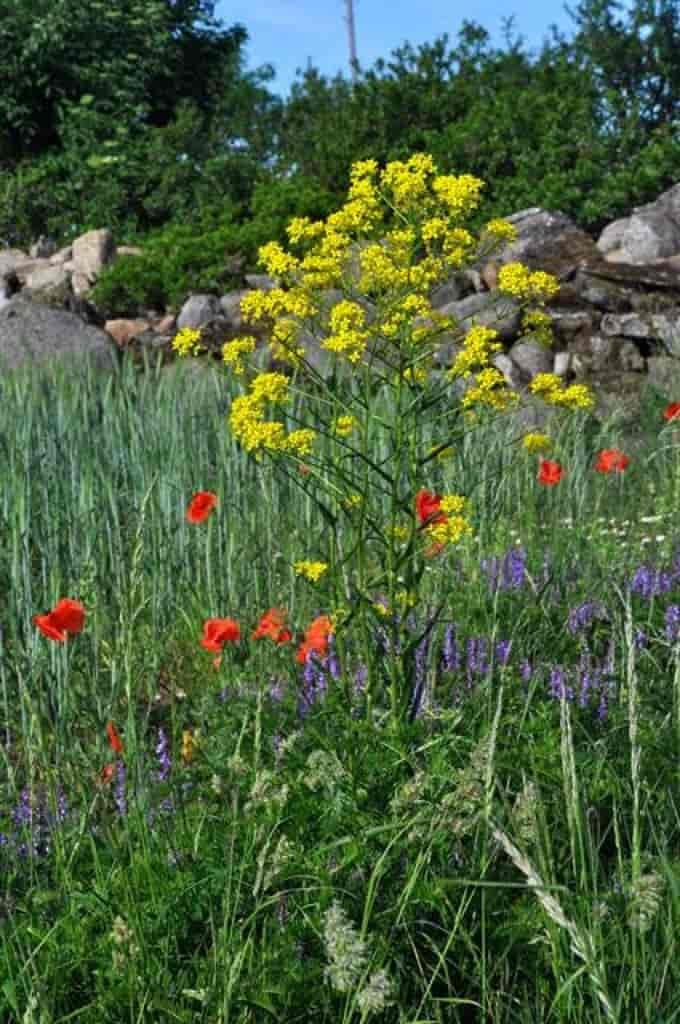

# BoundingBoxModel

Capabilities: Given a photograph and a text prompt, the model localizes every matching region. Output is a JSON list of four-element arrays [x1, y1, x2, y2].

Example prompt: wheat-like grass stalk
[[492, 824, 618, 1022]]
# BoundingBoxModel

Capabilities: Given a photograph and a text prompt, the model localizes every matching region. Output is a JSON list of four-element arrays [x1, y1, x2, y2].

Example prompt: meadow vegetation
[[1, 152, 680, 1023]]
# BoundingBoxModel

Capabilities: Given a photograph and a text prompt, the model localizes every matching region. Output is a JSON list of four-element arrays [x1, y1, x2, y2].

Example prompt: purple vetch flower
[[156, 727, 171, 782], [548, 665, 574, 702], [298, 652, 328, 720], [494, 639, 512, 667], [326, 634, 341, 680], [634, 628, 648, 650], [441, 624, 461, 673], [12, 787, 33, 828], [502, 547, 527, 589], [519, 659, 533, 683], [114, 761, 127, 818], [666, 605, 680, 644], [568, 600, 604, 635], [353, 663, 368, 696]]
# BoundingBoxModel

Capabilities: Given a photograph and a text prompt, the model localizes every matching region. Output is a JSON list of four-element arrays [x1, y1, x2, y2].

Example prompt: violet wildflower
[[666, 605, 680, 644], [114, 761, 127, 818], [549, 665, 573, 702], [494, 639, 512, 667], [519, 658, 533, 683], [156, 727, 171, 782], [441, 624, 461, 673], [630, 564, 656, 600], [634, 628, 648, 650], [326, 635, 341, 680], [568, 601, 600, 635], [502, 546, 527, 589]]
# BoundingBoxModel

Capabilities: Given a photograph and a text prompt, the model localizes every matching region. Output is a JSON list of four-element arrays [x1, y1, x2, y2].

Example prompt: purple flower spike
[[114, 761, 127, 818], [666, 605, 680, 644], [441, 624, 461, 673], [156, 727, 171, 783]]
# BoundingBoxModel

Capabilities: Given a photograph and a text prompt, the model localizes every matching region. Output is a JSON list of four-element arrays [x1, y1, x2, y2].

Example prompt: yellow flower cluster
[[448, 324, 503, 380], [342, 493, 362, 510], [257, 241, 300, 278], [358, 242, 411, 294], [222, 336, 256, 375], [431, 174, 485, 218], [522, 432, 553, 453], [172, 327, 204, 357], [228, 373, 318, 457], [461, 367, 520, 412], [428, 514, 474, 546], [285, 429, 317, 455], [380, 153, 438, 214], [380, 294, 432, 339], [528, 373, 596, 410], [250, 372, 290, 404], [229, 395, 287, 455], [241, 287, 317, 326], [401, 366, 428, 386], [424, 494, 474, 548], [497, 263, 560, 301], [521, 308, 554, 348], [322, 299, 370, 363], [391, 525, 410, 543], [482, 218, 519, 245], [270, 319, 306, 365], [333, 415, 356, 437], [286, 216, 327, 246], [294, 561, 329, 582]]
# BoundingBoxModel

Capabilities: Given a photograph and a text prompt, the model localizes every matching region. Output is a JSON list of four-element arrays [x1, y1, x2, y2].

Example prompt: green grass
[[0, 351, 679, 1023]]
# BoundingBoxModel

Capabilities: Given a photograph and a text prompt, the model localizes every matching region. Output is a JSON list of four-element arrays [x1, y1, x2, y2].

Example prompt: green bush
[[89, 171, 339, 317]]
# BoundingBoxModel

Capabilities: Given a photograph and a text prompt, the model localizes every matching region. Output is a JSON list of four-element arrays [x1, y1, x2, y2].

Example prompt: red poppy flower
[[100, 763, 115, 785], [201, 617, 241, 651], [415, 489, 446, 527], [186, 491, 218, 524], [296, 614, 333, 664], [107, 721, 124, 755], [252, 607, 292, 644], [33, 598, 86, 642], [594, 448, 630, 474], [538, 459, 564, 486], [664, 401, 680, 422]]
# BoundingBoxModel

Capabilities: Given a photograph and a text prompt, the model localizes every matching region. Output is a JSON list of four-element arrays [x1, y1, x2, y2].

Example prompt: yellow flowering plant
[[175, 152, 595, 732]]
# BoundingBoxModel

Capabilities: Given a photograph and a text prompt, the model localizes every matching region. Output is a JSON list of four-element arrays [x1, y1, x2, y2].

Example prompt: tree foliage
[[0, 0, 678, 314]]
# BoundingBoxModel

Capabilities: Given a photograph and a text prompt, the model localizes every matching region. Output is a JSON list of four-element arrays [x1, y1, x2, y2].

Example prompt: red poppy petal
[[33, 613, 67, 642], [50, 598, 86, 634]]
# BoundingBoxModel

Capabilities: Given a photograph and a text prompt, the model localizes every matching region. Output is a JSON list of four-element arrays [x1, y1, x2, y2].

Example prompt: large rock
[[0, 295, 119, 375], [3, 180, 680, 441]]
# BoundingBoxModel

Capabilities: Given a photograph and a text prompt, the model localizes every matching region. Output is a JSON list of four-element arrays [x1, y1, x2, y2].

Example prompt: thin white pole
[[344, 0, 359, 83]]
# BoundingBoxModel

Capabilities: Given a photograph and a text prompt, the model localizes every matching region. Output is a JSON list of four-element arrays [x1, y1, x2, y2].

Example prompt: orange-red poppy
[[252, 607, 292, 644], [186, 491, 218, 523], [664, 401, 680, 422], [594, 448, 630, 473], [201, 617, 241, 651], [107, 721, 124, 755], [100, 763, 115, 785], [538, 459, 564, 486], [415, 489, 446, 527], [296, 614, 333, 664], [33, 598, 86, 642]]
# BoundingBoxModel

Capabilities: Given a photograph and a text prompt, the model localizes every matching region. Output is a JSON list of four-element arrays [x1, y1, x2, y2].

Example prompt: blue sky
[[214, 0, 639, 101]]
